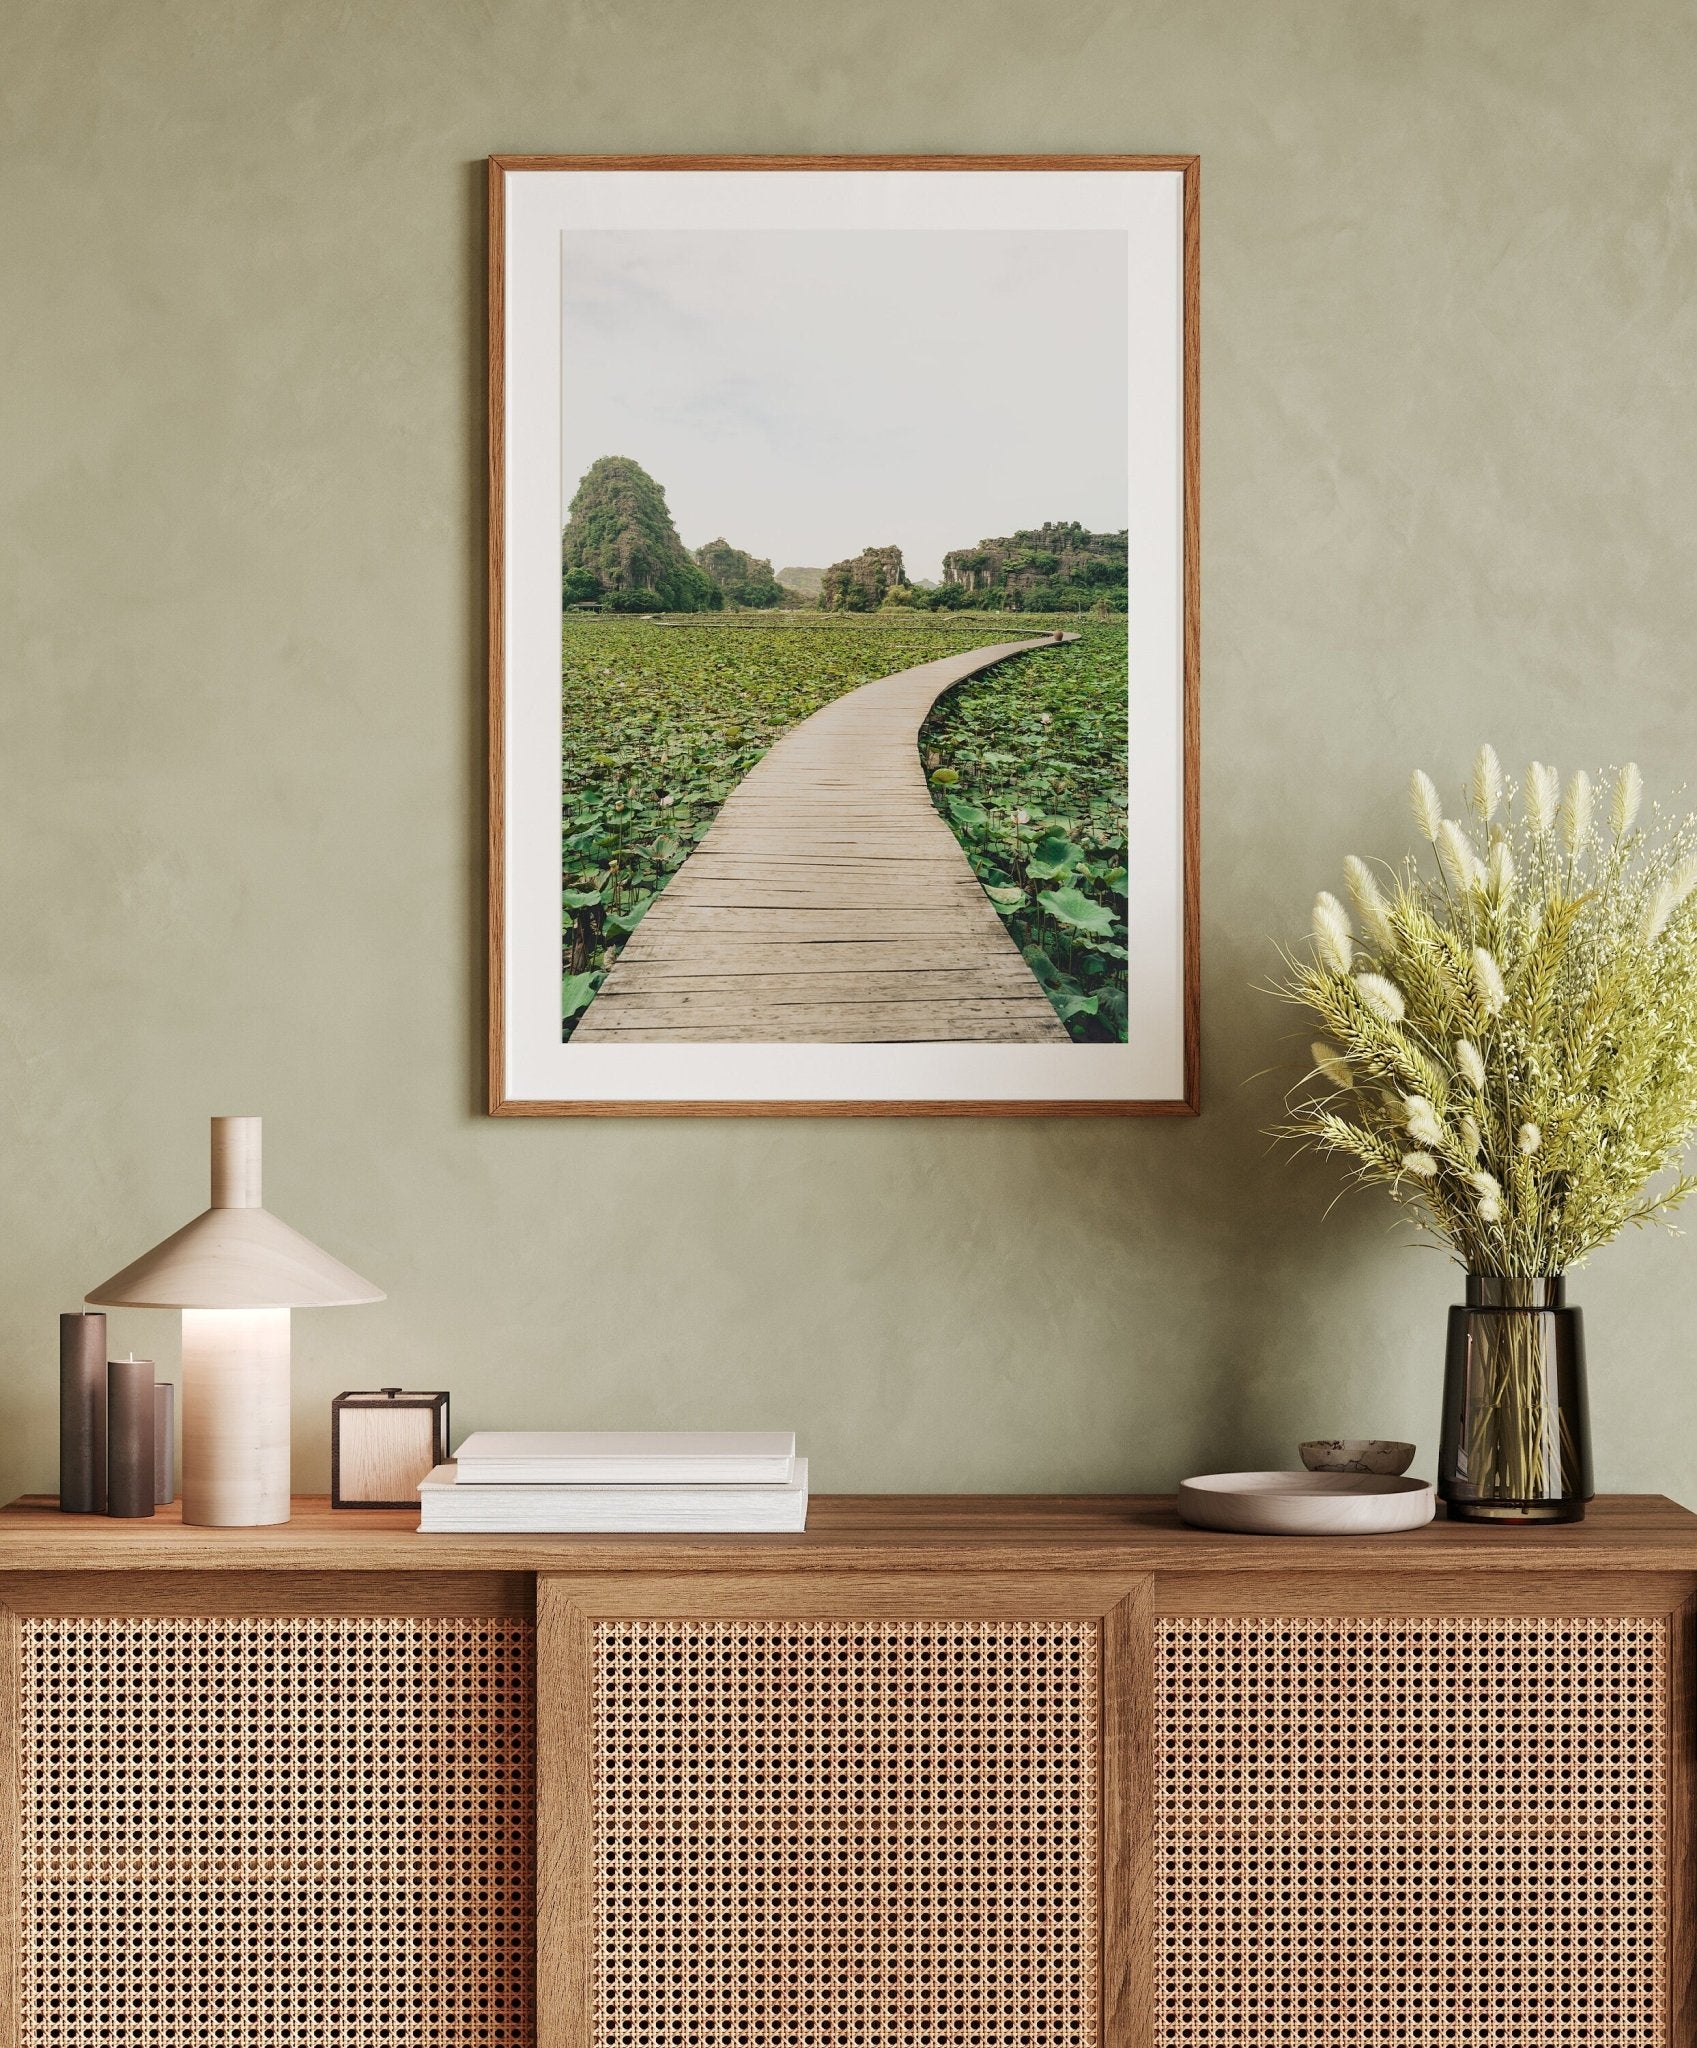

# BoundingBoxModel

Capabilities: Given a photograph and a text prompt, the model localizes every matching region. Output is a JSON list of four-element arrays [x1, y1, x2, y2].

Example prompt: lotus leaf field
[[919, 624, 1129, 1041], [560, 612, 1129, 1042]]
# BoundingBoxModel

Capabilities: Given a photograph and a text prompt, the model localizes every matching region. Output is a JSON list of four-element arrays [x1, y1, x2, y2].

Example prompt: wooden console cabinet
[[0, 1494, 1691, 2046]]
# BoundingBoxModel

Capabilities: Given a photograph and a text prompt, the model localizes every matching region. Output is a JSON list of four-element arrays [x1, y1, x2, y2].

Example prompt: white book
[[451, 1430, 795, 1488], [417, 1460, 809, 1533]]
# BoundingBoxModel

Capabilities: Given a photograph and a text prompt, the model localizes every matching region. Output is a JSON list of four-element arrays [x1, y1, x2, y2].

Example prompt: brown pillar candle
[[107, 1354, 156, 1519], [59, 1312, 107, 1514]]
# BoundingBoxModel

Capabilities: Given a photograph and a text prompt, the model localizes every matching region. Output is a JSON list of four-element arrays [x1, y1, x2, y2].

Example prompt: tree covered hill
[[693, 538, 789, 609], [934, 521, 1128, 611], [561, 457, 721, 612], [819, 545, 908, 611], [559, 460, 1128, 617]]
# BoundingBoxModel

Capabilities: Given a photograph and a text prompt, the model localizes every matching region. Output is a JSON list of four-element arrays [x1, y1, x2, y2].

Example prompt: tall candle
[[59, 1312, 107, 1514], [107, 1354, 156, 1519]]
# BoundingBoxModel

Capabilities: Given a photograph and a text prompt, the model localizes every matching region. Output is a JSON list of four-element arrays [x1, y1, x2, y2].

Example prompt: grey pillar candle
[[154, 1382, 176, 1506], [107, 1354, 156, 1519], [59, 1312, 107, 1514]]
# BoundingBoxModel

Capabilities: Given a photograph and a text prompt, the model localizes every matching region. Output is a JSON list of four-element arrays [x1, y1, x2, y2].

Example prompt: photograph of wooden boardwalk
[[574, 638, 1077, 1044], [549, 221, 1138, 1055]]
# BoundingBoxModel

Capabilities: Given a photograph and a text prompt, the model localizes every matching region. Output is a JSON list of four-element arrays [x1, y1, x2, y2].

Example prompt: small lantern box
[[331, 1388, 450, 1509]]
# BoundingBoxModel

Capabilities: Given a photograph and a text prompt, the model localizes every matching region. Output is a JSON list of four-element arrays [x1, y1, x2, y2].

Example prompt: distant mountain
[[819, 546, 908, 612], [694, 538, 789, 609], [938, 521, 1127, 610], [561, 457, 720, 613], [777, 566, 824, 599]]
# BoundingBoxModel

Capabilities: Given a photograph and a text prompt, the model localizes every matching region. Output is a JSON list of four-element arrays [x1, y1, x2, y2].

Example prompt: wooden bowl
[[1177, 1470, 1435, 1536]]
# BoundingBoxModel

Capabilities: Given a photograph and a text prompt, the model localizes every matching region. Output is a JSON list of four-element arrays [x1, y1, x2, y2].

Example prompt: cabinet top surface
[[0, 1493, 1693, 1574]]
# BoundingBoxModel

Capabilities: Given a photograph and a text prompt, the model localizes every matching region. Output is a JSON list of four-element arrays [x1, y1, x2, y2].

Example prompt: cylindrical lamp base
[[181, 1307, 291, 1526]]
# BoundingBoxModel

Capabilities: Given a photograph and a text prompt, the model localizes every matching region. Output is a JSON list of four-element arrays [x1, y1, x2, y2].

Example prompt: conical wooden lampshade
[[87, 1117, 384, 1310]]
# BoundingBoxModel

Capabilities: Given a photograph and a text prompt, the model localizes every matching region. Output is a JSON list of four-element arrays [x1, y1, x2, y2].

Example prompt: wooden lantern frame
[[329, 1389, 451, 1510]]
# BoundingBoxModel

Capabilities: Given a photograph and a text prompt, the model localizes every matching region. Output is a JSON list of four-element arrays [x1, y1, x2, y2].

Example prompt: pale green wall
[[4, 0, 1695, 1505]]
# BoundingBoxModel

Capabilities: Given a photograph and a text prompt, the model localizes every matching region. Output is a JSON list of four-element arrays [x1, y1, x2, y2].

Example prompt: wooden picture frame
[[488, 155, 1200, 1117]]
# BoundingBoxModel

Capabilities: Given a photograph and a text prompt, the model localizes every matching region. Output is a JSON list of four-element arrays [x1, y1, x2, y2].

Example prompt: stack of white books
[[417, 1430, 808, 1532]]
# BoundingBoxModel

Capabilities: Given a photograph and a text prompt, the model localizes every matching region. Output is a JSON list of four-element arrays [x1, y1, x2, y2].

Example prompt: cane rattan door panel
[[17, 1614, 536, 2048], [592, 1618, 1100, 2048], [1156, 1614, 1668, 2048]]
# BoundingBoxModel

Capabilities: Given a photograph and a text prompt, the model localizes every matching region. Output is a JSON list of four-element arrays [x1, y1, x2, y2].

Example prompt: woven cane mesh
[[19, 1616, 535, 2047], [594, 1619, 1099, 2047], [1156, 1616, 1666, 2048]]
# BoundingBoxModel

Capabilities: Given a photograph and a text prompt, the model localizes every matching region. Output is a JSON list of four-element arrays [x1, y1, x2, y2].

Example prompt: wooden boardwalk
[[574, 636, 1077, 1044]]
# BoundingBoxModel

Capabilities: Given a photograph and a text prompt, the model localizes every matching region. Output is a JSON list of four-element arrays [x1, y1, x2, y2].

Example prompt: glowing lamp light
[[87, 1117, 383, 1526]]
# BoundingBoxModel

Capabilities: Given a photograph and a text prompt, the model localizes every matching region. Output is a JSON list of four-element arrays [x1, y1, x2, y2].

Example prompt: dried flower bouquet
[[1276, 746, 1697, 1275], [1272, 748, 1697, 1510]]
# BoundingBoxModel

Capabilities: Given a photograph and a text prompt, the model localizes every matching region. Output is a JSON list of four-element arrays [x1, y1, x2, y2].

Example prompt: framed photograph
[[489, 154, 1198, 1116]]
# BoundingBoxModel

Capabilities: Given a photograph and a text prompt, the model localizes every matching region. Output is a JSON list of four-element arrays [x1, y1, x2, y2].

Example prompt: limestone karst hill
[[942, 522, 1127, 608], [819, 545, 908, 612], [694, 538, 789, 609], [561, 457, 720, 613]]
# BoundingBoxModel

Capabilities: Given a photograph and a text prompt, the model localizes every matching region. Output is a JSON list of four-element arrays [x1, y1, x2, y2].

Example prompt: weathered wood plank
[[589, 991, 1056, 1024], [618, 925, 1019, 962], [580, 1010, 1062, 1043], [669, 854, 984, 880], [683, 853, 969, 871], [662, 888, 988, 910], [661, 874, 988, 907], [709, 837, 940, 851], [662, 893, 989, 915], [601, 974, 1039, 1007], [736, 789, 915, 798], [601, 941, 1019, 975], [673, 877, 978, 900], [651, 908, 1008, 937], [575, 637, 1076, 1045], [719, 789, 931, 800]]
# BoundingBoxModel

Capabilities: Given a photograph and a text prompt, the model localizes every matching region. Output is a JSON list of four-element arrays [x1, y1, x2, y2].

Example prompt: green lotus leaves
[[561, 971, 599, 1020], [560, 612, 1089, 1040], [1025, 835, 1084, 880], [945, 796, 990, 833], [1039, 886, 1117, 935], [919, 625, 1130, 1042]]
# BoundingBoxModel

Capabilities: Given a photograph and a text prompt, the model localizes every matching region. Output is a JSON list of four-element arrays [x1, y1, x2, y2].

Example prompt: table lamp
[[87, 1116, 383, 1526]]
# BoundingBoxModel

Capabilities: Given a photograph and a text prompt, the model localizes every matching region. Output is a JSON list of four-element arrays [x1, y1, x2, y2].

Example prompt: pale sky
[[560, 230, 1129, 582]]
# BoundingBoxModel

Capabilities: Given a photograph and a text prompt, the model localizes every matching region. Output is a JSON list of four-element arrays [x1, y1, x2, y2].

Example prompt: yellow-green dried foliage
[[1271, 747, 1697, 1275]]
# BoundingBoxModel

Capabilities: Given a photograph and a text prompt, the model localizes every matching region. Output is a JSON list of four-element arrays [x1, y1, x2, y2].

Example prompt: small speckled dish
[[1300, 1439, 1416, 1476]]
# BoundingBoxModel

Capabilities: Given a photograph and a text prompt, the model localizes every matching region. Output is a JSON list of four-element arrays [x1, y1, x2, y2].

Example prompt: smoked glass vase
[[1439, 1275, 1593, 1523]]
